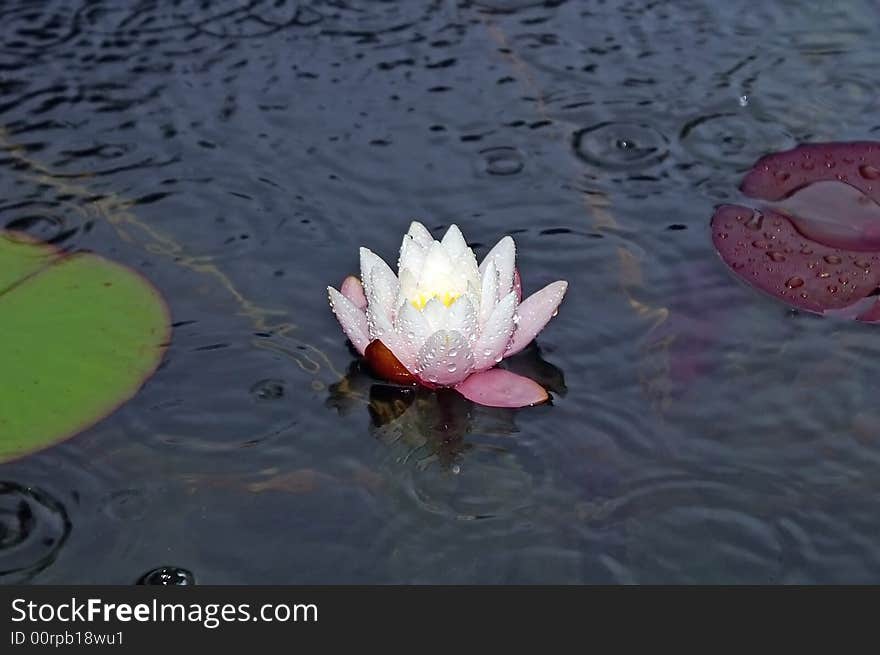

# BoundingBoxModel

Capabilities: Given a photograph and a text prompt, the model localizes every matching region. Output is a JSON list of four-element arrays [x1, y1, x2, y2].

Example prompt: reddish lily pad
[[711, 205, 880, 319], [712, 141, 880, 319]]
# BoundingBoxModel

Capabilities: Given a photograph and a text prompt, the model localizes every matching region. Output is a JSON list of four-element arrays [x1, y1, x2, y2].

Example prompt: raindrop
[[785, 277, 804, 289], [479, 147, 525, 176], [137, 566, 195, 586], [766, 251, 786, 262], [824, 254, 842, 264], [0, 482, 69, 584], [573, 121, 669, 171], [249, 379, 285, 401]]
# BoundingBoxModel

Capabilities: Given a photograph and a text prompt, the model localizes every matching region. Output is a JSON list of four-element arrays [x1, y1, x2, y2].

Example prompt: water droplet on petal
[[785, 277, 804, 289], [859, 164, 880, 179]]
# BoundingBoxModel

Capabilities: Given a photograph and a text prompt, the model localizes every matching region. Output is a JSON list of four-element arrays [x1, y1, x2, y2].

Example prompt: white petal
[[478, 259, 498, 328], [440, 224, 468, 259], [394, 300, 433, 354], [406, 220, 434, 248], [398, 237, 427, 277], [368, 264, 399, 323], [445, 294, 478, 344], [472, 291, 517, 370], [421, 296, 447, 333], [478, 236, 515, 299], [415, 329, 474, 386], [419, 241, 454, 287], [397, 267, 418, 309], [366, 302, 415, 369], [452, 249, 481, 295], [360, 247, 396, 304], [328, 287, 370, 355], [506, 280, 567, 356]]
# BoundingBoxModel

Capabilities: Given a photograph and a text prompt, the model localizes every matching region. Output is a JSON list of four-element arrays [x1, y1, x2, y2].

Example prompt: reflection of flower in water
[[328, 343, 565, 472]]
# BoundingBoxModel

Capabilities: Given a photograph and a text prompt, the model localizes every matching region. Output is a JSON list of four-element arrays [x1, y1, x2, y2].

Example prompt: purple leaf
[[711, 204, 880, 320], [455, 368, 549, 408], [712, 141, 880, 320], [741, 141, 880, 204]]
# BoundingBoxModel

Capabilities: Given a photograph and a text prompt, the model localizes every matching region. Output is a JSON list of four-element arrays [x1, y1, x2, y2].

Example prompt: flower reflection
[[327, 343, 566, 471]]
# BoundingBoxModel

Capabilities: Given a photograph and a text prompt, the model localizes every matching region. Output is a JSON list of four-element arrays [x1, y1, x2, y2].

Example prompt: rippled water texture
[[2, 0, 880, 584]]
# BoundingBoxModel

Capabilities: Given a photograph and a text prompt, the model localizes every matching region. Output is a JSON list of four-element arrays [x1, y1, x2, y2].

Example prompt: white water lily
[[328, 222, 567, 407]]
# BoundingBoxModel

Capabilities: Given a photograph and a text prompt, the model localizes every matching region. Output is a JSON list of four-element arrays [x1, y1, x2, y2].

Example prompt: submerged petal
[[328, 286, 370, 355], [506, 280, 568, 357], [414, 329, 474, 386], [455, 368, 549, 408]]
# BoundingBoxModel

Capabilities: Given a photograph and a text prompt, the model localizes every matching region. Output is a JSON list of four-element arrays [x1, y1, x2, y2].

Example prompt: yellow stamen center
[[411, 291, 459, 310]]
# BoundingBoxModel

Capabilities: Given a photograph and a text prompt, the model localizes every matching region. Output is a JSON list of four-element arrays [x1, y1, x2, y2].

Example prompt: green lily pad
[[0, 231, 170, 462]]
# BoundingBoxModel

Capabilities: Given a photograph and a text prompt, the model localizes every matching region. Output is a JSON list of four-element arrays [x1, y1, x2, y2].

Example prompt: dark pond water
[[2, 0, 880, 584]]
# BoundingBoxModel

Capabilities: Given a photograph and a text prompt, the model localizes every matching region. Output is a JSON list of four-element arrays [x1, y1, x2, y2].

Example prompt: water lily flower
[[327, 222, 567, 407]]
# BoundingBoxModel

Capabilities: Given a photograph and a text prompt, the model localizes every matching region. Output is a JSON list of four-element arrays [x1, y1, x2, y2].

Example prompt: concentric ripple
[[0, 482, 70, 584], [573, 121, 670, 171]]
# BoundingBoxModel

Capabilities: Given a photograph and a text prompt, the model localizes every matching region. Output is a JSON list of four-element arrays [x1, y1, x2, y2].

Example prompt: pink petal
[[506, 280, 568, 356], [341, 275, 367, 310], [455, 368, 549, 408], [513, 267, 522, 302], [414, 329, 474, 386], [711, 204, 880, 317], [328, 287, 370, 355]]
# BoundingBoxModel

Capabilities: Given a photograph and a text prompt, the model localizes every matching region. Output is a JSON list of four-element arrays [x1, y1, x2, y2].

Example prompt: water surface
[[2, 0, 880, 584]]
